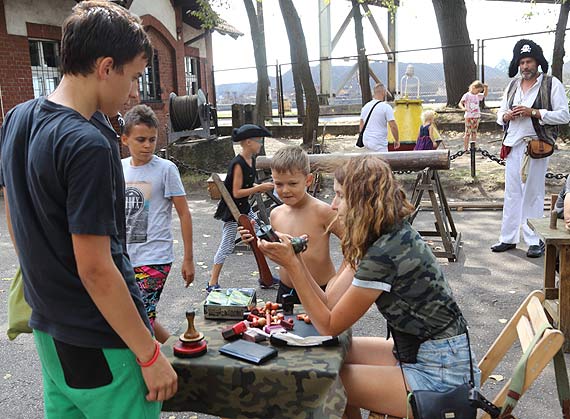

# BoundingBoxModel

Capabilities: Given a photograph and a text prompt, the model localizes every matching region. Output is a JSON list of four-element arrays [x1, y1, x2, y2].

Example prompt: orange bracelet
[[136, 340, 160, 368]]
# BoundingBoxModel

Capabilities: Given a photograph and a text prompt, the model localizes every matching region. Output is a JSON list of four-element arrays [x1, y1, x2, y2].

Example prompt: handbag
[[7, 267, 32, 340], [393, 327, 478, 419], [526, 137, 554, 159], [356, 100, 382, 148]]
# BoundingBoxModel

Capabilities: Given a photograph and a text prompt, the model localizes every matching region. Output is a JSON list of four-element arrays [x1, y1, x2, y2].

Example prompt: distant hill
[[216, 61, 510, 103]]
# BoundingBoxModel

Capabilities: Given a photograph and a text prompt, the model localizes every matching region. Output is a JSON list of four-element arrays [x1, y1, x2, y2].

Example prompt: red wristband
[[136, 340, 160, 368]]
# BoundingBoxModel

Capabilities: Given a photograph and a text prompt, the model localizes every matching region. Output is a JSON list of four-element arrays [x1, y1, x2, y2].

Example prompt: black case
[[219, 340, 278, 365]]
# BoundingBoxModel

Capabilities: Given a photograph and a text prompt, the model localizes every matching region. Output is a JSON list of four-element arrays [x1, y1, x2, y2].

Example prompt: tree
[[431, 0, 476, 107], [352, 0, 372, 105], [279, 0, 319, 148], [552, 0, 570, 82], [243, 0, 272, 155]]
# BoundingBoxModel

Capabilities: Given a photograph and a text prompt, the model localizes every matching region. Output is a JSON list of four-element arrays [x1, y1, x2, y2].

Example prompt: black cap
[[232, 124, 272, 142], [508, 39, 548, 78]]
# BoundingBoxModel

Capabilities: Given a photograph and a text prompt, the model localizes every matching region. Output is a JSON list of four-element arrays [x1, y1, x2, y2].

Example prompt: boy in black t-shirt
[[208, 124, 275, 291], [0, 2, 176, 417]]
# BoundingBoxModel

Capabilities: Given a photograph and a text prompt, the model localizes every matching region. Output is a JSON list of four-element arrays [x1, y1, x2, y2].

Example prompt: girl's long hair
[[335, 156, 415, 269]]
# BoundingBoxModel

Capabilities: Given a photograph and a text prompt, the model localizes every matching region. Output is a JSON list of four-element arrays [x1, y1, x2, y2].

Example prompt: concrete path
[[0, 191, 565, 419]]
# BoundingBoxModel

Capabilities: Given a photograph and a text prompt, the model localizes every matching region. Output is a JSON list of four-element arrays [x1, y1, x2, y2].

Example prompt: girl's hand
[[258, 231, 297, 268]]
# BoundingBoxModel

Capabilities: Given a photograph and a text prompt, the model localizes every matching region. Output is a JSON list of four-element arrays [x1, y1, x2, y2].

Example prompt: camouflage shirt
[[353, 221, 466, 339]]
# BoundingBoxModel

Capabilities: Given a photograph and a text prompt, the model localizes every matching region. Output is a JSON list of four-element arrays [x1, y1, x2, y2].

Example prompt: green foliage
[[190, 0, 222, 30]]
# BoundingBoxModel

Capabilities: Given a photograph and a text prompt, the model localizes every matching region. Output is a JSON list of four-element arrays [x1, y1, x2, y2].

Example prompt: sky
[[211, 0, 563, 85]]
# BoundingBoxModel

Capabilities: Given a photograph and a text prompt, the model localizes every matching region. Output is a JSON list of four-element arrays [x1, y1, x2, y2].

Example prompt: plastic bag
[[7, 268, 32, 340]]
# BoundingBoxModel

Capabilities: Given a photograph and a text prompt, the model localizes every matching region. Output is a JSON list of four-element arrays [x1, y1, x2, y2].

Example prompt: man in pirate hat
[[491, 39, 569, 257]]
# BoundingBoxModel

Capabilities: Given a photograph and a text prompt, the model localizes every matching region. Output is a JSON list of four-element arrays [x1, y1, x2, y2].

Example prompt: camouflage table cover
[[162, 310, 352, 418]]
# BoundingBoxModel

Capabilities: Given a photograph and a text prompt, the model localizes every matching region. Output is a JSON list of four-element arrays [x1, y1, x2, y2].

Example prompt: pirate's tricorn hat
[[508, 39, 548, 78]]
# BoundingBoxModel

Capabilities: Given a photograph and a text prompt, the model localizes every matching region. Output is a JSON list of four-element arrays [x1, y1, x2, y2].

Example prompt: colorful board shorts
[[134, 263, 172, 326], [465, 117, 480, 135]]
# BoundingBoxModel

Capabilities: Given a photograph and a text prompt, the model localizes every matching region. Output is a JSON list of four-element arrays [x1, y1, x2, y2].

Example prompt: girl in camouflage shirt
[[259, 155, 480, 418]]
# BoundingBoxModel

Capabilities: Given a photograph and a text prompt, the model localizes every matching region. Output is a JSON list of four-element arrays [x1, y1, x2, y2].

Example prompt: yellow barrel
[[388, 98, 423, 151]]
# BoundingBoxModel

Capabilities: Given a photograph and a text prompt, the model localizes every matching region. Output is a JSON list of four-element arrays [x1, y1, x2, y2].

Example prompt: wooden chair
[[477, 290, 564, 418], [369, 290, 565, 419]]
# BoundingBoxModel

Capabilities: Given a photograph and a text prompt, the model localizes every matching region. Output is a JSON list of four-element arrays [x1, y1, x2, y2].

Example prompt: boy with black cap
[[491, 39, 570, 258], [208, 124, 275, 291]]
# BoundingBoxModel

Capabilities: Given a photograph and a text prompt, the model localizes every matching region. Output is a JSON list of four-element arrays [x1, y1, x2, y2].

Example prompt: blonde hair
[[270, 145, 310, 175], [334, 156, 414, 269], [469, 80, 484, 91], [421, 110, 436, 124]]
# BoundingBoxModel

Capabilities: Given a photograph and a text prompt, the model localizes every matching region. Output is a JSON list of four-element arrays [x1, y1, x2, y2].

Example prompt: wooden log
[[256, 150, 450, 172]]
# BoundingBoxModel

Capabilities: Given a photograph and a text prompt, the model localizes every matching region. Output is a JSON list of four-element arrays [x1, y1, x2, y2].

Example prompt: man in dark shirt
[[0, 2, 176, 417]]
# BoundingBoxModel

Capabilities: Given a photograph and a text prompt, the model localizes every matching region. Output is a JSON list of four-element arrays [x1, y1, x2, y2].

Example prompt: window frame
[[139, 49, 162, 103], [29, 39, 61, 99]]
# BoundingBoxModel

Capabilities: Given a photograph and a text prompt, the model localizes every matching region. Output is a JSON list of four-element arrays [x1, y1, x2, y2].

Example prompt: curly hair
[[123, 104, 159, 136], [334, 156, 415, 269]]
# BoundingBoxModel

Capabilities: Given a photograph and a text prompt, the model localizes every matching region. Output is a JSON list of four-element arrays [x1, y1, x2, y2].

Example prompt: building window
[[139, 50, 161, 101], [29, 40, 61, 98], [185, 56, 200, 95]]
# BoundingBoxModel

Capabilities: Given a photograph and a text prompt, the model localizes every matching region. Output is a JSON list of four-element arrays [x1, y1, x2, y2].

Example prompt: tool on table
[[173, 310, 207, 358]]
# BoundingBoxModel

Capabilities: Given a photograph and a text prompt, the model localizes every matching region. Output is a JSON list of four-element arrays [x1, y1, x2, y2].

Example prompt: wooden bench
[[370, 290, 565, 419]]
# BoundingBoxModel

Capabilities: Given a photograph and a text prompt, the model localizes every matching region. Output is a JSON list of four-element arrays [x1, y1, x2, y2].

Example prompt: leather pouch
[[526, 137, 554, 159]]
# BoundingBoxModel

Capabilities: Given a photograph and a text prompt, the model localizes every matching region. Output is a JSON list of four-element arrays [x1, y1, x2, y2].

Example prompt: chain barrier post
[[470, 141, 476, 178]]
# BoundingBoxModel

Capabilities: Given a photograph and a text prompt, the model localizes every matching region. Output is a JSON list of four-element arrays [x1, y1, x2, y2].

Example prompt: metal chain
[[476, 147, 506, 166], [458, 146, 569, 179], [449, 150, 467, 160], [168, 155, 212, 176]]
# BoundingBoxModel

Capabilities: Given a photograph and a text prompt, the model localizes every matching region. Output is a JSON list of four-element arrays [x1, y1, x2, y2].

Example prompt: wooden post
[[256, 150, 450, 172]]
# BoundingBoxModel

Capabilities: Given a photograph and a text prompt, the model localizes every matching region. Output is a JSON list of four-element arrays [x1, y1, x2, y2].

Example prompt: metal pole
[[481, 40, 485, 84], [275, 60, 281, 124], [476, 39, 480, 80], [279, 64, 284, 126], [0, 84, 4, 120], [470, 141, 476, 178]]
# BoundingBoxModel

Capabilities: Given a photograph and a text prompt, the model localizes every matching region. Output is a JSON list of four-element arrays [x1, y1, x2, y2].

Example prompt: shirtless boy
[[267, 146, 344, 302]]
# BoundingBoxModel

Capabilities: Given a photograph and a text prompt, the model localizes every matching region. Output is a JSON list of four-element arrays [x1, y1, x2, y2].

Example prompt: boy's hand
[[238, 225, 255, 244], [256, 182, 274, 193], [141, 352, 178, 401], [182, 259, 195, 287]]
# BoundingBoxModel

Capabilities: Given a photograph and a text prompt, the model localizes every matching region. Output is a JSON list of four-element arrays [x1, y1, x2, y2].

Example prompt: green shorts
[[33, 330, 161, 419]]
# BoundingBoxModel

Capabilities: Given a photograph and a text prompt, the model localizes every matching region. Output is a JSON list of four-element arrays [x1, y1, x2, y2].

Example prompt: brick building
[[0, 0, 241, 148]]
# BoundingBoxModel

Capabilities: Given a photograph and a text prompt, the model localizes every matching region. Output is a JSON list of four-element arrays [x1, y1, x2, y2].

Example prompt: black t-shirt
[[0, 98, 150, 348], [214, 154, 256, 222]]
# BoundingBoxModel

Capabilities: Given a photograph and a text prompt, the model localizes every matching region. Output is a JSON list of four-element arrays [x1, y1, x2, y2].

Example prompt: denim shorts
[[400, 333, 482, 392]]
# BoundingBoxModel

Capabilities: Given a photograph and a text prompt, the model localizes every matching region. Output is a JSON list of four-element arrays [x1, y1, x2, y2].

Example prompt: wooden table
[[528, 217, 570, 351], [161, 310, 352, 418]]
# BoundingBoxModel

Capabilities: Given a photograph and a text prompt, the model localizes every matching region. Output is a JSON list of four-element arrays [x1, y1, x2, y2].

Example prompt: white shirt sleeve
[[540, 77, 570, 126], [385, 104, 395, 121], [497, 84, 511, 126]]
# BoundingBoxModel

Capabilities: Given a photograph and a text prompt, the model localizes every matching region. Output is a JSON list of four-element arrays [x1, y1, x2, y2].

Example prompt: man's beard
[[521, 68, 538, 80]]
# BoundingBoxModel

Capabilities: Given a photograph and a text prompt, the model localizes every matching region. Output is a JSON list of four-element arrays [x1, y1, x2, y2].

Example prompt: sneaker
[[258, 276, 280, 289], [206, 283, 221, 293]]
